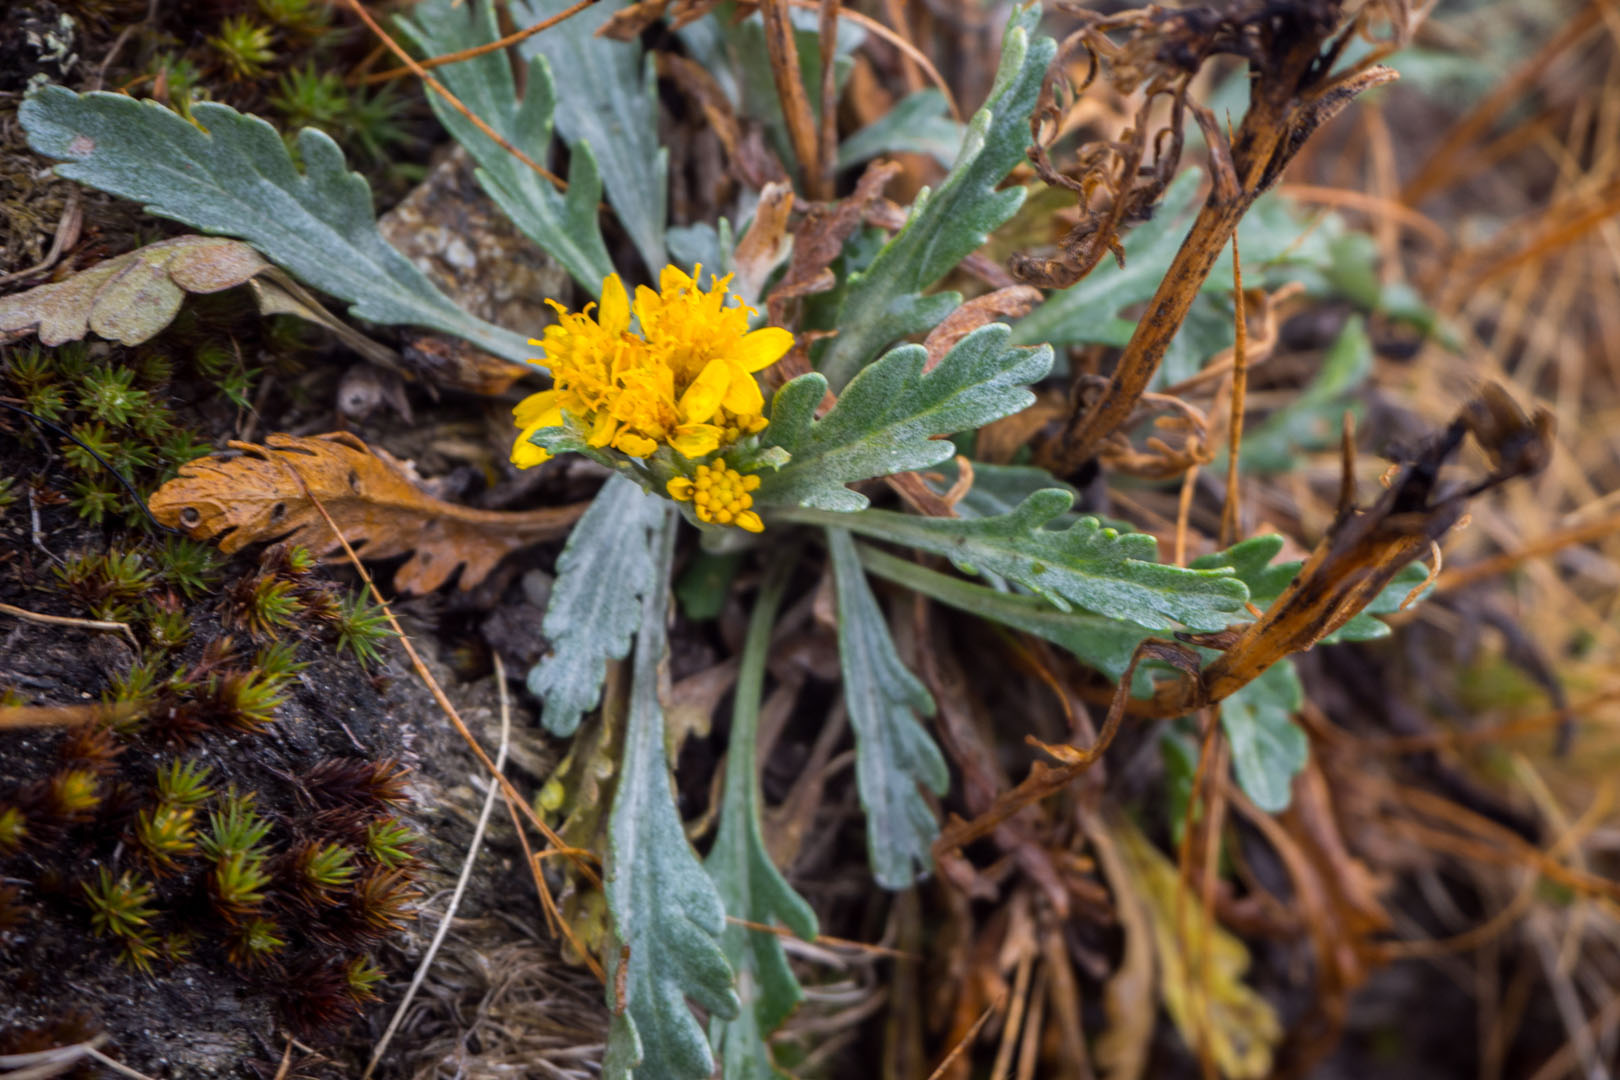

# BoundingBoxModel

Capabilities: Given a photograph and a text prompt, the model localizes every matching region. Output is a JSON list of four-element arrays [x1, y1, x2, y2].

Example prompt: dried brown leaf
[[733, 181, 796, 304], [0, 236, 266, 346], [148, 432, 586, 594], [921, 286, 1044, 371]]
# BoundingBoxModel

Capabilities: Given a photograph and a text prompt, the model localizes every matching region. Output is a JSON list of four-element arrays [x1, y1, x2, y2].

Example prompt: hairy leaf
[[1235, 315, 1373, 473], [828, 528, 947, 888], [817, 6, 1054, 389], [514, 0, 667, 277], [397, 0, 614, 295], [0, 236, 266, 346], [605, 510, 739, 1080], [1219, 660, 1306, 813], [758, 324, 1053, 511], [528, 475, 665, 736], [781, 492, 1249, 631], [837, 88, 965, 170], [148, 433, 585, 593], [857, 544, 1154, 691], [19, 86, 531, 363], [707, 556, 818, 1078]]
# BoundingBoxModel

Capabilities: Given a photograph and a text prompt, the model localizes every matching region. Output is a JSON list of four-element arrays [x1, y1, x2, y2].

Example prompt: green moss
[[210, 15, 278, 80]]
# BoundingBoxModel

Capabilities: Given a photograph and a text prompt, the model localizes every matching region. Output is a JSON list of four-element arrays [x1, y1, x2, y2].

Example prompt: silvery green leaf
[[1219, 660, 1306, 813], [817, 6, 1053, 389], [757, 324, 1053, 512], [858, 544, 1155, 693], [837, 88, 965, 170], [828, 528, 947, 889], [707, 557, 818, 1078], [1234, 315, 1373, 473], [605, 510, 739, 1080], [396, 0, 613, 295], [528, 475, 664, 737], [514, 0, 667, 276], [667, 220, 734, 280], [780, 491, 1249, 631], [19, 86, 532, 363]]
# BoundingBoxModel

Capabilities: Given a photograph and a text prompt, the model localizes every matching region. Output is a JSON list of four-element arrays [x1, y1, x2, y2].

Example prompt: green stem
[[714, 544, 800, 858]]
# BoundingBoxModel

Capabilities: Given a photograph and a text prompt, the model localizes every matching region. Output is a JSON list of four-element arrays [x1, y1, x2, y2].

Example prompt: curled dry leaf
[[0, 235, 266, 346], [149, 432, 587, 594]]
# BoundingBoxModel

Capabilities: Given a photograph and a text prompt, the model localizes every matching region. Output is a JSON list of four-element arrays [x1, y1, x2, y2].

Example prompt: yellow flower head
[[668, 462, 763, 533], [511, 267, 793, 468]]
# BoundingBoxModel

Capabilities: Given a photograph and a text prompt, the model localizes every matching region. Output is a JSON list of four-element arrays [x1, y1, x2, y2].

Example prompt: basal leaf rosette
[[512, 266, 791, 530]]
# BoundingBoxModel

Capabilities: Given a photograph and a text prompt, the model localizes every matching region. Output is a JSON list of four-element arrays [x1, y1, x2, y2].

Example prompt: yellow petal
[[614, 432, 657, 458], [667, 477, 695, 501], [736, 510, 764, 533], [678, 361, 731, 424], [741, 474, 761, 491], [587, 410, 618, 448], [670, 424, 722, 459], [662, 264, 694, 296], [514, 390, 561, 427], [728, 327, 795, 373], [720, 369, 764, 417], [510, 432, 553, 469], [599, 274, 631, 336]]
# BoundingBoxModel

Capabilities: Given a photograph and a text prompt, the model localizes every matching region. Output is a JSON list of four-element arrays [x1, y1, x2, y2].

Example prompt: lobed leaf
[[816, 6, 1055, 389], [757, 323, 1053, 512], [528, 474, 665, 737], [1218, 660, 1306, 813], [781, 492, 1250, 631], [828, 528, 947, 889], [19, 86, 531, 363], [513, 0, 667, 277], [837, 88, 965, 170], [397, 0, 614, 295], [605, 510, 739, 1080], [857, 544, 1153, 691]]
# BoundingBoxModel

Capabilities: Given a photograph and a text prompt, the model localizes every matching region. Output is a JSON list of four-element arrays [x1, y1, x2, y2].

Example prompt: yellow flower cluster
[[668, 463, 763, 533], [511, 266, 794, 467]]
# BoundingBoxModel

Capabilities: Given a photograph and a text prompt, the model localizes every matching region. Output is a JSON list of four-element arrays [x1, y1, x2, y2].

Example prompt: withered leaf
[[732, 181, 795, 305], [921, 285, 1043, 371], [1114, 816, 1282, 1080], [149, 432, 586, 594], [0, 235, 266, 346]]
